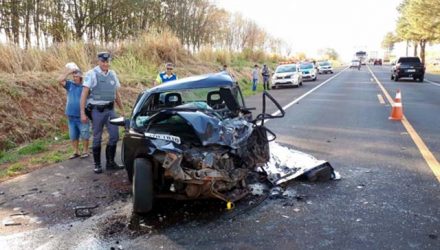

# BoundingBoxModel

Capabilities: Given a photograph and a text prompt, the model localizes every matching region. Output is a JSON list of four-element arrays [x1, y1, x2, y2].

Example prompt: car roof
[[277, 63, 297, 67], [149, 72, 235, 93]]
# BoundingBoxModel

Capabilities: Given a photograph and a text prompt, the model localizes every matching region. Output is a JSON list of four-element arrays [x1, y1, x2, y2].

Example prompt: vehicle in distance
[[373, 59, 382, 66], [355, 51, 367, 65], [317, 61, 333, 74], [271, 63, 303, 89], [391, 57, 425, 82], [349, 59, 361, 69], [299, 62, 317, 81], [110, 72, 285, 214]]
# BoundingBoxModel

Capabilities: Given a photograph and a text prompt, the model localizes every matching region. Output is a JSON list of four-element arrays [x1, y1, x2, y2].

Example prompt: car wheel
[[133, 158, 154, 214], [394, 76, 399, 82], [300, 81, 303, 86], [419, 77, 424, 82], [313, 77, 317, 81], [271, 85, 276, 90], [390, 75, 394, 80], [330, 71, 333, 74]]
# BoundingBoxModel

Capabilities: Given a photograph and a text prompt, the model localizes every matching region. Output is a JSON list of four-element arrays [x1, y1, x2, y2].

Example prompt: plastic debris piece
[[269, 187, 284, 199], [74, 205, 98, 217]]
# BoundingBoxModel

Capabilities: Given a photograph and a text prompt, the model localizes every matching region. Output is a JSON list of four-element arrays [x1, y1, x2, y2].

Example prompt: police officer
[[154, 62, 177, 86], [80, 52, 125, 174]]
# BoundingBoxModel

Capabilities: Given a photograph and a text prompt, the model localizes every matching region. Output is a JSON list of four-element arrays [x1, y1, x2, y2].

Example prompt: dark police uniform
[[83, 53, 122, 173]]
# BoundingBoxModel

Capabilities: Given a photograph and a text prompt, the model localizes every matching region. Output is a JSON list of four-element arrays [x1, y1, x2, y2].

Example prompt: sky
[[215, 0, 403, 61]]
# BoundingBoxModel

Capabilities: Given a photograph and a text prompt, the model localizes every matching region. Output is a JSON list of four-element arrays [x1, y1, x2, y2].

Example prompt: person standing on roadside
[[154, 62, 177, 86], [251, 64, 259, 92], [262, 64, 270, 90], [58, 67, 90, 159], [80, 52, 125, 174]]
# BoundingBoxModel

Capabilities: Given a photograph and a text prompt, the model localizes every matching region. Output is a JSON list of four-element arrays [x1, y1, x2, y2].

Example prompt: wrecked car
[[110, 72, 285, 214]]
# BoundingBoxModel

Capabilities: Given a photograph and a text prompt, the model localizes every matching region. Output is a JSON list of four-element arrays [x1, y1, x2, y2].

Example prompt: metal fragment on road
[[262, 142, 337, 185]]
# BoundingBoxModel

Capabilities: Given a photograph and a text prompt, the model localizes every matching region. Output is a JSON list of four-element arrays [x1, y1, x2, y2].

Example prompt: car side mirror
[[110, 117, 130, 129], [253, 91, 285, 125]]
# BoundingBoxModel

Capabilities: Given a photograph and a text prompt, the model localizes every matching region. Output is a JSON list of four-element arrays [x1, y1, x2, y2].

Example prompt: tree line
[[382, 0, 440, 63], [0, 0, 286, 54]]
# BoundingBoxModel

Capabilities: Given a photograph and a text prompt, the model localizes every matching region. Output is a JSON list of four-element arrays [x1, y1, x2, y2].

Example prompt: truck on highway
[[355, 51, 367, 65], [391, 57, 425, 82]]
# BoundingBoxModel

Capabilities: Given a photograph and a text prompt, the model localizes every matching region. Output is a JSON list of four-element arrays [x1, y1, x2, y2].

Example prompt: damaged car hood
[[146, 108, 254, 149]]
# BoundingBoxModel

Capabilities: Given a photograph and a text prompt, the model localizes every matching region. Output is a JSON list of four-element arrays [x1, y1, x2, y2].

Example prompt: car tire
[[390, 75, 394, 80], [419, 77, 424, 82], [394, 76, 399, 82], [330, 71, 333, 74], [133, 158, 154, 214], [300, 81, 303, 86], [313, 77, 317, 81]]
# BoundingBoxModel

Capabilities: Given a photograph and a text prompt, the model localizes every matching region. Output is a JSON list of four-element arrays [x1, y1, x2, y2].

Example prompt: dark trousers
[[91, 108, 119, 148], [263, 76, 270, 90]]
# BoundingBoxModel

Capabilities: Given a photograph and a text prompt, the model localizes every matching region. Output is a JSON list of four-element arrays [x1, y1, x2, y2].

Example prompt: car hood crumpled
[[176, 111, 254, 148]]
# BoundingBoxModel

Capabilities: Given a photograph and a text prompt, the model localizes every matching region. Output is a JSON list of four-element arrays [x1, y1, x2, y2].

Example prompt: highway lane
[[245, 68, 344, 117], [257, 66, 440, 249], [370, 65, 440, 168], [426, 72, 440, 85]]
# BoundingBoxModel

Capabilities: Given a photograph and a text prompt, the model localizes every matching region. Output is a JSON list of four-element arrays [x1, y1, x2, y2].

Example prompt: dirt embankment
[[0, 72, 141, 151], [0, 64, 251, 152]]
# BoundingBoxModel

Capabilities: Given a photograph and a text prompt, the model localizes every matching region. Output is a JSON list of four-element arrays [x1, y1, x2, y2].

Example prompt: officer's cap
[[97, 52, 112, 61]]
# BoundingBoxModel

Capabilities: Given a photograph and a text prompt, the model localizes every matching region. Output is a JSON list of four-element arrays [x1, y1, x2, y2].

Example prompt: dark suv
[[110, 72, 285, 214], [391, 57, 425, 82]]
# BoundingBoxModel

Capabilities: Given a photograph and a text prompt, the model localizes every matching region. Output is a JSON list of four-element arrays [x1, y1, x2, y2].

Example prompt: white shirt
[[83, 66, 120, 105]]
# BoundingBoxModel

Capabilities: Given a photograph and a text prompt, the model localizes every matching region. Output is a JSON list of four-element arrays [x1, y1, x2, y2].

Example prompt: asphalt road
[[1, 66, 439, 249]]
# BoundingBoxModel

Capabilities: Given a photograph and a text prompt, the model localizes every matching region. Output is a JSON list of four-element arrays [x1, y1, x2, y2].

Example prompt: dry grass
[[0, 32, 283, 152]]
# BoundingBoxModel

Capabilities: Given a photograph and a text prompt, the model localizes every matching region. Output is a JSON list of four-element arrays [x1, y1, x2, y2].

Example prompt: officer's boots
[[93, 146, 103, 174], [106, 145, 123, 170]]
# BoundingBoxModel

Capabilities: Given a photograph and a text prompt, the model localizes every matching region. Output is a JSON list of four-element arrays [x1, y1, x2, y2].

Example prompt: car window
[[275, 65, 297, 73], [134, 86, 242, 128], [398, 57, 421, 63], [300, 64, 314, 69]]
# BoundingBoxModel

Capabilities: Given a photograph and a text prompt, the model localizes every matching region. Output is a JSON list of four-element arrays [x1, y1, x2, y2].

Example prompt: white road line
[[377, 94, 386, 104], [425, 79, 440, 87], [265, 67, 348, 122]]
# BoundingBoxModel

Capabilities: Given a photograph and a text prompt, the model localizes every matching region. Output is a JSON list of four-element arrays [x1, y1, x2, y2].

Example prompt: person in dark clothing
[[262, 64, 270, 90]]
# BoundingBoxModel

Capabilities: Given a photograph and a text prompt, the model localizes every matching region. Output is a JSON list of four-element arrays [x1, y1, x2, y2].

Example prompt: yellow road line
[[377, 94, 386, 105], [368, 66, 440, 182]]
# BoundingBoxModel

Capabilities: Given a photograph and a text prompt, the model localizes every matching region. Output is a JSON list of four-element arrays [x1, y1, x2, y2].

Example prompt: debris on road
[[262, 142, 339, 185], [10, 211, 29, 217], [74, 205, 99, 217]]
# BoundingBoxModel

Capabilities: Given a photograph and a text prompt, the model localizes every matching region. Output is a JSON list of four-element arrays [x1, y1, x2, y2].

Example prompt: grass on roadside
[[0, 162, 26, 178], [0, 137, 62, 165]]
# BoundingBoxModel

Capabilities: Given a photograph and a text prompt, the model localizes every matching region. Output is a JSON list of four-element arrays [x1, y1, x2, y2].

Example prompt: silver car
[[271, 64, 303, 89]]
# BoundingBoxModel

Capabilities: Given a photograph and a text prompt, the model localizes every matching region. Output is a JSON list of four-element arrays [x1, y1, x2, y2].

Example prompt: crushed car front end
[[116, 73, 285, 214]]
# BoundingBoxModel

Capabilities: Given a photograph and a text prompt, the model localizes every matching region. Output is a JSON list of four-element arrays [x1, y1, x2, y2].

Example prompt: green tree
[[381, 32, 397, 53], [396, 0, 440, 63]]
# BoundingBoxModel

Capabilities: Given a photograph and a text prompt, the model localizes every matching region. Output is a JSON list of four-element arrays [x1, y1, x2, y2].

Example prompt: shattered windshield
[[134, 87, 241, 128]]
